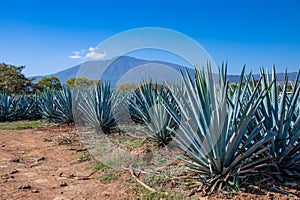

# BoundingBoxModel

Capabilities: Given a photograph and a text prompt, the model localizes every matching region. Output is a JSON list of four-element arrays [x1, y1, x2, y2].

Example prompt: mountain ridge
[[32, 56, 299, 85]]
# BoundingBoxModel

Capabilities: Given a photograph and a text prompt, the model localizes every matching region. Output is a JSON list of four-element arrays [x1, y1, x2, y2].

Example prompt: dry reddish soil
[[0, 125, 300, 200], [0, 126, 133, 200]]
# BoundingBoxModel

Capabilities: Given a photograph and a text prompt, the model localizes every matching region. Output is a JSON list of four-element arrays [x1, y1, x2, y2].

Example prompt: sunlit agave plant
[[247, 66, 300, 178], [128, 82, 156, 124], [77, 81, 117, 134], [39, 89, 59, 123], [128, 81, 177, 146], [28, 93, 42, 120], [54, 87, 74, 124], [13, 94, 35, 120], [39, 87, 74, 124], [0, 92, 42, 122], [164, 64, 275, 194], [0, 92, 15, 122]]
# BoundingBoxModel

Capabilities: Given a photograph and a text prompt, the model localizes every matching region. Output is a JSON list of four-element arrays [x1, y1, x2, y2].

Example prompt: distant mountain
[[33, 56, 191, 86], [33, 64, 80, 84], [33, 56, 299, 86]]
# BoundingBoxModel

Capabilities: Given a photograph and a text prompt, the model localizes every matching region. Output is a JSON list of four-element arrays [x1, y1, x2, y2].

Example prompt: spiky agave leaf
[[128, 81, 177, 146], [38, 89, 61, 123], [251, 66, 300, 177], [77, 81, 117, 134], [0, 92, 15, 122], [13, 94, 35, 120], [54, 87, 74, 124], [128, 82, 156, 124], [39, 88, 74, 124], [164, 64, 275, 194], [0, 92, 42, 122], [111, 88, 132, 124], [28, 93, 42, 120]]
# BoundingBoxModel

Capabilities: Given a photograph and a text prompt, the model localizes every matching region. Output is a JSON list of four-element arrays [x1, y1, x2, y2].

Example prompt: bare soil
[[0, 125, 132, 200], [0, 125, 300, 200]]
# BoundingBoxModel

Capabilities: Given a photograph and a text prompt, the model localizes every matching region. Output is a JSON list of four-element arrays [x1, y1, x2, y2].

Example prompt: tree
[[0, 63, 34, 94], [35, 76, 62, 91], [66, 77, 95, 88], [65, 77, 77, 87], [116, 82, 136, 91]]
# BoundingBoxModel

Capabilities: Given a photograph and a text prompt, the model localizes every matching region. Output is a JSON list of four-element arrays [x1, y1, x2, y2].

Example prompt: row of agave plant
[[128, 65, 300, 194], [0, 88, 74, 124], [0, 65, 299, 194], [0, 92, 41, 121], [0, 82, 119, 133]]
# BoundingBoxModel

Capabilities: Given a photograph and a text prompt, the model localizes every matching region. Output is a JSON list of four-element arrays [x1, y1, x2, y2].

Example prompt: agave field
[[0, 65, 300, 198]]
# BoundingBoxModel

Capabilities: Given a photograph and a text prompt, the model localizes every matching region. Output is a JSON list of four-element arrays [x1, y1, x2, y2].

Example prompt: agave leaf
[[246, 66, 300, 177], [164, 64, 272, 193], [77, 81, 117, 134], [128, 80, 177, 146]]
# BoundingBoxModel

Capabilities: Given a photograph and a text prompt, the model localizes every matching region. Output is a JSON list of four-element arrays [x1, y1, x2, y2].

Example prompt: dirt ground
[[0, 125, 133, 200], [1, 125, 300, 200]]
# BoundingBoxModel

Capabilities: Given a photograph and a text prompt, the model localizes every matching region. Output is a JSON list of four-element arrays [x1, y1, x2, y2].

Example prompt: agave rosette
[[250, 67, 300, 178], [164, 64, 276, 193], [77, 81, 117, 134], [128, 81, 177, 146]]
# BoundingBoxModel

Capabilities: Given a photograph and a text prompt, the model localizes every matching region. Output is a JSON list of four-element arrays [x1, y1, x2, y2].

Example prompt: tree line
[[0, 63, 95, 94]]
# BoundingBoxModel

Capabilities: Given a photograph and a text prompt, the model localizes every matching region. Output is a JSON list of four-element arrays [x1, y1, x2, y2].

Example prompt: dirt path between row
[[0, 126, 131, 200]]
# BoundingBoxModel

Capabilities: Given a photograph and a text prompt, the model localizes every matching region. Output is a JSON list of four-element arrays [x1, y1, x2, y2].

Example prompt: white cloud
[[68, 47, 106, 60], [86, 51, 106, 60], [68, 50, 83, 59], [86, 46, 106, 60], [68, 55, 82, 59], [73, 51, 81, 55]]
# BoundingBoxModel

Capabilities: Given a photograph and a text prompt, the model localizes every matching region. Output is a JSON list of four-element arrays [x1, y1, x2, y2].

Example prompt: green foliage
[[113, 135, 141, 148], [116, 82, 136, 91], [97, 170, 120, 183], [65, 77, 96, 88], [128, 82, 169, 124], [128, 81, 177, 146], [0, 120, 45, 130], [77, 81, 117, 134], [38, 89, 58, 122], [65, 77, 77, 87], [90, 161, 109, 171], [0, 92, 41, 122], [0, 63, 34, 94], [248, 66, 300, 178], [35, 76, 62, 91], [29, 93, 43, 120], [77, 151, 92, 162], [164, 64, 275, 194], [0, 92, 15, 121], [1, 61, 300, 196], [128, 166, 187, 199], [54, 87, 74, 124], [137, 193, 187, 200], [14, 94, 42, 120], [39, 87, 74, 124]]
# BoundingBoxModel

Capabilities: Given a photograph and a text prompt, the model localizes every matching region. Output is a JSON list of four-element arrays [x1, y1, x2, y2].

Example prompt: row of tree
[[0, 63, 33, 93], [0, 63, 95, 94], [1, 62, 295, 94]]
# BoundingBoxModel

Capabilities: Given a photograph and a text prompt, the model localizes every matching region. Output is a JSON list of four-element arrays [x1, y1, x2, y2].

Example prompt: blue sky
[[0, 0, 299, 75]]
